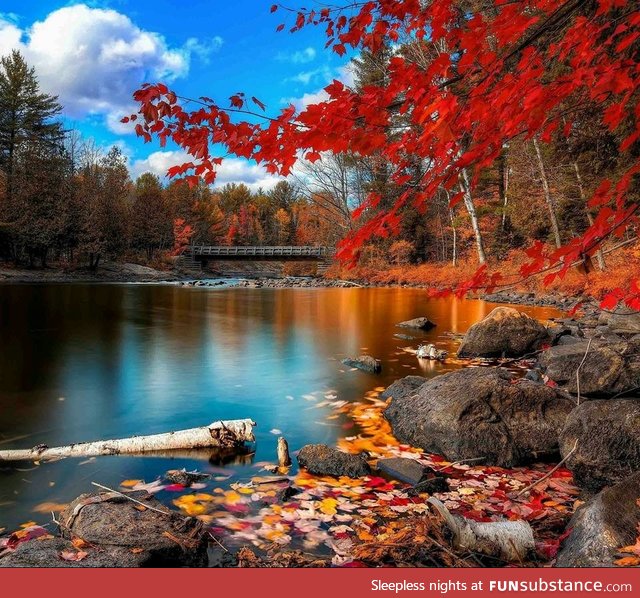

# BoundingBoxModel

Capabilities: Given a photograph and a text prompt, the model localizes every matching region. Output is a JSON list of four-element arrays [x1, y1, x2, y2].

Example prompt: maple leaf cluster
[[128, 0, 640, 309]]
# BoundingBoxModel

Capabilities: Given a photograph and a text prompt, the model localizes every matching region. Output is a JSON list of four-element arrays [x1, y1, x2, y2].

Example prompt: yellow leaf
[[458, 488, 475, 495], [319, 497, 338, 515], [120, 479, 142, 488]]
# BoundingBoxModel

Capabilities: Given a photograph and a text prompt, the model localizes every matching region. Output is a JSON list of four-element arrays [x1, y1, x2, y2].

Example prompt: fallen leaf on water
[[120, 479, 142, 488], [33, 502, 68, 514]]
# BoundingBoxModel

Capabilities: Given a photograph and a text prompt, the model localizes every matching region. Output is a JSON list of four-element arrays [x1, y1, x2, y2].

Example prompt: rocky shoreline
[[2, 275, 639, 568]]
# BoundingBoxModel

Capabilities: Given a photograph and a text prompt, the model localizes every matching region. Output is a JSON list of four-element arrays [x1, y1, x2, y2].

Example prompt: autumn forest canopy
[[1, 0, 639, 306]]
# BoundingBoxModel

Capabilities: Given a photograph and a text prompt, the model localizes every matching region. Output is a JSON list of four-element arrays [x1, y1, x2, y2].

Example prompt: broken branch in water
[[428, 497, 535, 562], [0, 419, 256, 462]]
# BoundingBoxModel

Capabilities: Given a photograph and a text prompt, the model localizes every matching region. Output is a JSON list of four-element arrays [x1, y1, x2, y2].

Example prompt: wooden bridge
[[177, 245, 333, 271]]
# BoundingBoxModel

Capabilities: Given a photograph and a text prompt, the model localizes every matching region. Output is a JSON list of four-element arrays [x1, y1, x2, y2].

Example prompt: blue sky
[[0, 1, 352, 189]]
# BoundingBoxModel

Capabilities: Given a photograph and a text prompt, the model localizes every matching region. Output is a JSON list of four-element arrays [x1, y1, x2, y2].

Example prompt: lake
[[0, 284, 560, 530]]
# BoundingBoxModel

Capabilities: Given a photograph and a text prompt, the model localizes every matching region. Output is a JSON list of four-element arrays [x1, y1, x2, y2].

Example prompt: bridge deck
[[186, 246, 332, 260]]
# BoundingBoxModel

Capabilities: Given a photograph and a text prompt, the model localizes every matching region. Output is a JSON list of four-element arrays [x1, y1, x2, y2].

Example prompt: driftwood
[[428, 497, 535, 562], [0, 419, 255, 463]]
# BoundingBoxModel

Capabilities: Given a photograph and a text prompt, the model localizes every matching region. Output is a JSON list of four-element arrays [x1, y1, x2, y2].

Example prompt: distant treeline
[[0, 51, 341, 270]]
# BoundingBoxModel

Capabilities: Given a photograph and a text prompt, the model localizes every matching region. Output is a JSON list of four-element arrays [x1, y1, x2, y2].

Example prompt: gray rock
[[379, 376, 427, 401], [538, 339, 640, 397], [560, 399, 640, 491], [557, 335, 581, 346], [396, 317, 436, 330], [457, 307, 549, 358], [0, 538, 146, 568], [376, 457, 434, 486], [57, 491, 207, 567], [0, 538, 155, 569], [384, 367, 575, 468], [297, 444, 371, 478], [393, 333, 415, 340], [556, 473, 640, 567], [342, 355, 381, 373], [599, 306, 640, 334]]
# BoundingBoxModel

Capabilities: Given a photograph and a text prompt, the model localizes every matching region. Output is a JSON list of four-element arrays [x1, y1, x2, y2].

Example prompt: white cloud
[[282, 63, 356, 111], [0, 16, 22, 52], [277, 46, 316, 64], [130, 151, 282, 192], [0, 4, 223, 133], [286, 65, 332, 86]]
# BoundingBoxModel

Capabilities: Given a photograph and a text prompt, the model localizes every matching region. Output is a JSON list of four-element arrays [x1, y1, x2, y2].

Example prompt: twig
[[435, 456, 486, 472], [207, 531, 229, 553], [51, 512, 98, 549], [90, 482, 173, 516], [515, 439, 579, 498], [575, 338, 592, 405]]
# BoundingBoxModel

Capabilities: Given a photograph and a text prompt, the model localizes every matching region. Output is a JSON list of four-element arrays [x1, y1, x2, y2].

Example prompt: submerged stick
[[0, 419, 256, 463], [277, 436, 292, 468]]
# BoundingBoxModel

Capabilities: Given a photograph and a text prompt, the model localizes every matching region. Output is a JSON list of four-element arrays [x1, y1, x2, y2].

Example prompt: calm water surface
[[0, 284, 560, 529]]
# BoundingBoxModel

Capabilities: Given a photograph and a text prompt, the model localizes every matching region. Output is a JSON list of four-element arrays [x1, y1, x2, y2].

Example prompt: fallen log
[[0, 419, 256, 463]]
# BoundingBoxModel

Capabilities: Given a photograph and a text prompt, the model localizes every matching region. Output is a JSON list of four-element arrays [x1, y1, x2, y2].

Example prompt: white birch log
[[428, 497, 535, 562], [0, 419, 256, 462]]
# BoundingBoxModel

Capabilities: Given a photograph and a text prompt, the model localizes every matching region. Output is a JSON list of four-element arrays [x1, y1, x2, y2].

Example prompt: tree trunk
[[0, 419, 255, 462], [573, 160, 606, 270], [459, 168, 487, 265], [499, 148, 510, 232], [532, 137, 562, 249]]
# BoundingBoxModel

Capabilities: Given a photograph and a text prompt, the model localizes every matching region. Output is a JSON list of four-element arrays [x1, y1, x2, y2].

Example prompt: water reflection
[[0, 285, 560, 529]]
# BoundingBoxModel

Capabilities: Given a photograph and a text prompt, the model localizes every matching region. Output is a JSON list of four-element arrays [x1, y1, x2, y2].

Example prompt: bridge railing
[[187, 245, 332, 258]]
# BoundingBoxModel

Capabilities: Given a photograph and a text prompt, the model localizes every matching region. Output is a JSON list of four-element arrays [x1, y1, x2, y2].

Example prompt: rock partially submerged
[[385, 367, 574, 467], [396, 317, 436, 330], [379, 375, 427, 401], [342, 355, 381, 373], [297, 444, 371, 478], [1, 491, 207, 567], [559, 399, 640, 491], [457, 307, 549, 358], [556, 473, 640, 567], [538, 339, 640, 397]]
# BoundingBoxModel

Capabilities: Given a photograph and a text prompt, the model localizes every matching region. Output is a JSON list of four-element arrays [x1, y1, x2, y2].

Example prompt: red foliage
[[129, 0, 640, 307]]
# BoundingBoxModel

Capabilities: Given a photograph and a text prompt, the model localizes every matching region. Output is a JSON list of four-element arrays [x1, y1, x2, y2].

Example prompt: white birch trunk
[[459, 169, 487, 264], [573, 160, 606, 270], [532, 137, 562, 249], [0, 419, 255, 462]]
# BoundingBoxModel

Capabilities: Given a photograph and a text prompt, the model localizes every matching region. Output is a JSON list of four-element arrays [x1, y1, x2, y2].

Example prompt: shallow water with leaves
[[0, 284, 560, 536]]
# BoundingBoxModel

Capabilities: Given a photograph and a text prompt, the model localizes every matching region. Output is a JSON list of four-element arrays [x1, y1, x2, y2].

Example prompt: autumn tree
[[130, 0, 640, 307], [130, 173, 172, 259], [77, 146, 130, 270]]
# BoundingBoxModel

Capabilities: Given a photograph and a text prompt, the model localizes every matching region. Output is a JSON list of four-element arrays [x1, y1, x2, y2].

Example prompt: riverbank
[[0, 262, 181, 283], [3, 302, 638, 568]]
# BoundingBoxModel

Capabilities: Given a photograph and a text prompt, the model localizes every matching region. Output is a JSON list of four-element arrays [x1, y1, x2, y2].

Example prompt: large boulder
[[556, 473, 640, 567], [384, 367, 575, 467], [341, 355, 381, 373], [396, 317, 436, 330], [1, 491, 208, 567], [297, 444, 371, 478], [457, 307, 549, 358], [559, 399, 640, 491], [598, 306, 640, 335], [379, 376, 427, 401], [538, 339, 640, 397]]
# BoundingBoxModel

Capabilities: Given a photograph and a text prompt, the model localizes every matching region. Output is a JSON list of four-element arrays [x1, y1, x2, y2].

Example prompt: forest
[[2, 22, 638, 301]]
